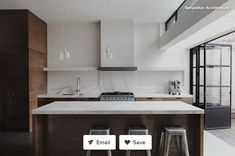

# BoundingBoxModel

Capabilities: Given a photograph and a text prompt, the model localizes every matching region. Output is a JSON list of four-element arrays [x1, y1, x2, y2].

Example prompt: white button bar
[[83, 135, 116, 150], [119, 135, 152, 150]]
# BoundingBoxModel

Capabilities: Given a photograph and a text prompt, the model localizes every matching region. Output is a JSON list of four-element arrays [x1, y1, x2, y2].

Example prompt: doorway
[[190, 43, 232, 129]]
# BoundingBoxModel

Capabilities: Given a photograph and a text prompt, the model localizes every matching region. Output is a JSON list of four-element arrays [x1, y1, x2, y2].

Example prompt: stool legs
[[86, 150, 91, 156], [86, 128, 112, 156], [182, 132, 189, 156], [125, 150, 131, 156], [107, 150, 112, 156], [125, 128, 151, 156], [164, 133, 171, 156], [159, 127, 189, 156]]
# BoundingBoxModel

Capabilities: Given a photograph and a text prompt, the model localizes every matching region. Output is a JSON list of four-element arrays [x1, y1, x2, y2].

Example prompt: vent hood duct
[[99, 20, 137, 71]]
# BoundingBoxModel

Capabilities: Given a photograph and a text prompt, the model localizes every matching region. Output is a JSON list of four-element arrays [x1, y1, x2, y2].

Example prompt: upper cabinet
[[100, 20, 135, 67]]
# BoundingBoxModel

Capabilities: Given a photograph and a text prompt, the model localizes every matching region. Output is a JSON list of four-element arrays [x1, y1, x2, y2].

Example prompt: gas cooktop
[[99, 92, 135, 101]]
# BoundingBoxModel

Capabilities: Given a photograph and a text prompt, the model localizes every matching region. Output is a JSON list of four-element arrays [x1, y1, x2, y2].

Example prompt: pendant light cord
[[60, 25, 65, 49], [60, 0, 66, 51]]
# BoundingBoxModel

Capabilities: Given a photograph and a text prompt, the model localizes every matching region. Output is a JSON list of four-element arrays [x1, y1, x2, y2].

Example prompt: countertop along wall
[[47, 22, 189, 95]]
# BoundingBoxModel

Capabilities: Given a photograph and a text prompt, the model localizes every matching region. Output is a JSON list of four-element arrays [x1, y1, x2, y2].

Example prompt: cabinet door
[[0, 50, 28, 131]]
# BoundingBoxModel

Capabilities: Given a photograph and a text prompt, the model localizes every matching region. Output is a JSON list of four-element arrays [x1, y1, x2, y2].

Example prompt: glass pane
[[193, 86, 196, 103], [193, 54, 196, 67], [200, 49, 204, 66], [200, 68, 204, 85], [221, 88, 230, 106], [221, 46, 231, 65], [199, 87, 204, 104], [206, 67, 220, 86], [206, 87, 220, 107], [206, 47, 220, 65], [222, 67, 230, 86], [193, 68, 196, 85]]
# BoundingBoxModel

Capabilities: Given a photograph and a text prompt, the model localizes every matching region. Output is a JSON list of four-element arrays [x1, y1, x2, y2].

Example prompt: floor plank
[[0, 132, 32, 156], [204, 131, 235, 156], [209, 119, 235, 148]]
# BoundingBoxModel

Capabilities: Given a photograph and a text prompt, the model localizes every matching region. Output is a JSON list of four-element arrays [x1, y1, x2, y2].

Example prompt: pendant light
[[102, 0, 113, 60], [59, 0, 70, 60]]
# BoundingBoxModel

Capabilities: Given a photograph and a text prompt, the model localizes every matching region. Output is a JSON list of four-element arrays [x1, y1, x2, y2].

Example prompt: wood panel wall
[[28, 11, 47, 131]]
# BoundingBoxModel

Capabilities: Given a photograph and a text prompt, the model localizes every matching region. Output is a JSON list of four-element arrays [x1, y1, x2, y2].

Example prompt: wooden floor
[[209, 119, 235, 148], [0, 132, 32, 156]]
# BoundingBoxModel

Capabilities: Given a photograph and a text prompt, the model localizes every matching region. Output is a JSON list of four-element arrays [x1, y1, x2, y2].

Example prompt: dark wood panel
[[0, 10, 28, 49], [28, 11, 47, 53], [0, 48, 29, 131], [38, 98, 99, 107], [34, 114, 203, 156], [29, 50, 47, 131]]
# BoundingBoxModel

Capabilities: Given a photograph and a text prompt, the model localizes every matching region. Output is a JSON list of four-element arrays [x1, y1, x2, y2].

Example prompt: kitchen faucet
[[76, 77, 81, 93]]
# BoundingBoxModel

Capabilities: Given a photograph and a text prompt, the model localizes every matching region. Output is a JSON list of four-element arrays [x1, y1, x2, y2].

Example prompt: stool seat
[[89, 127, 110, 135], [128, 129, 149, 135], [164, 127, 186, 134]]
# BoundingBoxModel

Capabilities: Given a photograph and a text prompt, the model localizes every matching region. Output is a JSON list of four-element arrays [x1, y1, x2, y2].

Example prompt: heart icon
[[125, 140, 130, 145]]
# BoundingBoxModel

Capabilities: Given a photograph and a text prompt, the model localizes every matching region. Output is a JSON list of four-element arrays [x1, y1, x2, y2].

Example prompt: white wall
[[134, 23, 188, 93], [47, 22, 188, 94], [48, 23, 100, 68]]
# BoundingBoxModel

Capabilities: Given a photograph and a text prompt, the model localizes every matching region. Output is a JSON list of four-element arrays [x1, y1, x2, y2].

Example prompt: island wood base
[[33, 114, 203, 156]]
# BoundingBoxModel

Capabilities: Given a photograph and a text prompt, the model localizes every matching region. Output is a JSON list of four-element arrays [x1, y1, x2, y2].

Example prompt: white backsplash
[[48, 71, 184, 95]]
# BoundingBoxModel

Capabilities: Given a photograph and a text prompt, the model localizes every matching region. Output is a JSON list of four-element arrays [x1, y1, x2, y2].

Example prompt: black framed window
[[190, 43, 232, 129]]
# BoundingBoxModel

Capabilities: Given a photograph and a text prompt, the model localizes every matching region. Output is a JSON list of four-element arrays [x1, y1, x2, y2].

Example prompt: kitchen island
[[32, 101, 204, 156]]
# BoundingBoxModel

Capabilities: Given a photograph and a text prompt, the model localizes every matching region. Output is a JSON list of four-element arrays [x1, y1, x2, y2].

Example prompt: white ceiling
[[0, 0, 184, 23]]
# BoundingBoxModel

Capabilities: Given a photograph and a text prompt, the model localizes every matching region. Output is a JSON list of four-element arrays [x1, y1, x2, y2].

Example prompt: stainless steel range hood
[[99, 20, 137, 71]]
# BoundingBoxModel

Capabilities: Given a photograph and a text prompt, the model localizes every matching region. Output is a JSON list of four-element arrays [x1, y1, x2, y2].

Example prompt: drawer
[[136, 98, 164, 101]]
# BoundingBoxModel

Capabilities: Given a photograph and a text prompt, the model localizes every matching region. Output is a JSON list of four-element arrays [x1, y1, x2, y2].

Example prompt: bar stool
[[86, 127, 112, 156], [125, 127, 151, 156], [159, 127, 189, 156]]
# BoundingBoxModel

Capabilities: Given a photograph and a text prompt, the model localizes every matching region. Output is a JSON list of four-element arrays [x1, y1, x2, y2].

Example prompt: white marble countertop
[[37, 93, 193, 98], [32, 101, 203, 115]]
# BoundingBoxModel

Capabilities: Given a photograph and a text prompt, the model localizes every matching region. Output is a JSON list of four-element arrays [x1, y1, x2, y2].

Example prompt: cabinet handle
[[176, 98, 182, 99]]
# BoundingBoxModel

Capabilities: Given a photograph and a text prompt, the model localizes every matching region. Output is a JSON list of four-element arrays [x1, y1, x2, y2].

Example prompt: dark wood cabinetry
[[38, 98, 99, 107], [0, 10, 47, 131]]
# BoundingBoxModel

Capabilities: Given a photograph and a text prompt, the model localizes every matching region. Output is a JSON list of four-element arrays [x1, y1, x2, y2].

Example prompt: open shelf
[[137, 67, 185, 72], [43, 67, 98, 72]]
